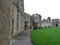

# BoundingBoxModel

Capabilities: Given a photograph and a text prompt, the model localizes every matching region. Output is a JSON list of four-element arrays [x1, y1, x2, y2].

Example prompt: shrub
[[44, 26, 47, 28], [48, 26, 50, 28], [39, 27, 43, 29]]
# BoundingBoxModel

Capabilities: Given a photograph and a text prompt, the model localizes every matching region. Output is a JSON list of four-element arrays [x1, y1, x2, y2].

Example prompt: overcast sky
[[24, 0, 60, 19]]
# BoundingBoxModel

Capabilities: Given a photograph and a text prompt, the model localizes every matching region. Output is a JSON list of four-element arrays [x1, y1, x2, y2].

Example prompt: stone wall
[[20, 0, 25, 31], [41, 19, 52, 27], [32, 14, 42, 28], [0, 0, 13, 45], [13, 2, 18, 36], [24, 13, 31, 29], [52, 19, 59, 27], [13, 0, 25, 36]]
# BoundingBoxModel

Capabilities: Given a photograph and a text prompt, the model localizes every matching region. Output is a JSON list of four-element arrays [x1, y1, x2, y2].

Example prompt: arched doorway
[[56, 23, 58, 27], [24, 21, 28, 30]]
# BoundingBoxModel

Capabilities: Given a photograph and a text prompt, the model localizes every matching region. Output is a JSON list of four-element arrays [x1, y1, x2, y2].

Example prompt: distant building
[[32, 13, 42, 28], [30, 15, 35, 29], [41, 19, 52, 27], [52, 19, 60, 27], [47, 17, 51, 27]]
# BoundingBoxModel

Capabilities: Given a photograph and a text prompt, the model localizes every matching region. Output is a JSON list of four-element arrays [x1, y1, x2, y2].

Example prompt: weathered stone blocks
[[0, 0, 13, 45]]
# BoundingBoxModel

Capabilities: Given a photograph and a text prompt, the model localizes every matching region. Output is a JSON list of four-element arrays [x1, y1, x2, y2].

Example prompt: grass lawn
[[31, 27, 60, 45]]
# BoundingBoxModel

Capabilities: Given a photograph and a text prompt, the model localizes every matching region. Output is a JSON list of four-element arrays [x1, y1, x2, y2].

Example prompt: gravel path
[[12, 29, 33, 45]]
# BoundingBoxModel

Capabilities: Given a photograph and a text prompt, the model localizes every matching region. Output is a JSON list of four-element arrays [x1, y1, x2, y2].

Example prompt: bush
[[39, 27, 43, 29], [32, 22, 38, 30], [48, 26, 50, 28], [33, 25, 37, 30], [44, 26, 47, 28]]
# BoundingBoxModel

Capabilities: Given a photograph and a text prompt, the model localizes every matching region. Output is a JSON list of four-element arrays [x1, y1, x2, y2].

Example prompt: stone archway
[[24, 21, 28, 30]]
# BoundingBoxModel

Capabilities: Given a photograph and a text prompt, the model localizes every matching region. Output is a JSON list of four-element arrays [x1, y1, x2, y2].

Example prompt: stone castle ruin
[[30, 14, 60, 28], [52, 19, 60, 27], [0, 0, 60, 45]]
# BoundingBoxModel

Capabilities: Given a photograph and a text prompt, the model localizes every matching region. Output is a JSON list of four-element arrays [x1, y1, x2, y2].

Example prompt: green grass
[[31, 27, 60, 45]]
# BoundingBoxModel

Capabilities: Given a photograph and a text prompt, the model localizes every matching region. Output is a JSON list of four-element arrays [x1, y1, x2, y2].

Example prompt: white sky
[[24, 0, 60, 19]]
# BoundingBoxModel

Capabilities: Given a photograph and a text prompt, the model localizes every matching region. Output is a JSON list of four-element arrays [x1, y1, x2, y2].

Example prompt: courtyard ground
[[31, 27, 60, 45], [12, 29, 33, 45]]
